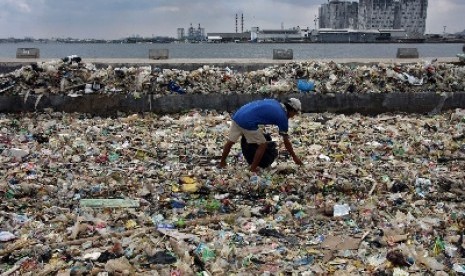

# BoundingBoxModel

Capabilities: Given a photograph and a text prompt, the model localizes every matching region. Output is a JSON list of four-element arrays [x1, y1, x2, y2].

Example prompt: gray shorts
[[228, 121, 267, 144]]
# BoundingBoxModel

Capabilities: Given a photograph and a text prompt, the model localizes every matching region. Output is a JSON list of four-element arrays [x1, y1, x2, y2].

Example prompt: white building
[[251, 27, 303, 42], [177, 28, 185, 40]]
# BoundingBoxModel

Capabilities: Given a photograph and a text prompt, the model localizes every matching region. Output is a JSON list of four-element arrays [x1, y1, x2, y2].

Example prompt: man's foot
[[250, 166, 259, 173]]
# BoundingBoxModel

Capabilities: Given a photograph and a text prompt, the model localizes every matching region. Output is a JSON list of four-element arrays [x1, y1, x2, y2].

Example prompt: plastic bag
[[297, 79, 315, 92]]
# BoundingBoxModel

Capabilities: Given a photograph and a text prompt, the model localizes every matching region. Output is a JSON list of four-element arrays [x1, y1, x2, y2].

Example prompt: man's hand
[[283, 136, 304, 166]]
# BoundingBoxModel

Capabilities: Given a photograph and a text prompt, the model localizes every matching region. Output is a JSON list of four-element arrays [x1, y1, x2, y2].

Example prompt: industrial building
[[311, 29, 380, 43], [319, 0, 428, 38], [206, 27, 303, 43], [358, 0, 428, 37], [206, 14, 251, 43], [398, 0, 428, 37], [319, 1, 359, 29], [179, 1, 428, 43], [177, 23, 206, 42], [250, 27, 303, 42], [310, 28, 408, 43], [357, 0, 401, 31], [206, 32, 250, 43]]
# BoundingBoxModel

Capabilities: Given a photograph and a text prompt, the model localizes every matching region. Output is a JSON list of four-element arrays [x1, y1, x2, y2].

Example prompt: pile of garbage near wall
[[1, 108, 465, 275], [1, 58, 465, 98]]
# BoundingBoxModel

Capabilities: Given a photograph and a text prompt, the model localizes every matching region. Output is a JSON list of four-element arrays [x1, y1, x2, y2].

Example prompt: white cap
[[287, 98, 302, 112]]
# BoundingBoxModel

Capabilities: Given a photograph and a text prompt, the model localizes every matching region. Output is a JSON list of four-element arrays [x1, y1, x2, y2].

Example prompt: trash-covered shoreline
[[1, 109, 465, 275], [1, 58, 465, 98], [2, 58, 465, 117]]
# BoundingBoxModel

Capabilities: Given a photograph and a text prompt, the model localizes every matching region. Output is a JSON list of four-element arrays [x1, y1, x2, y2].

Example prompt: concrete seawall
[[1, 58, 464, 115], [1, 92, 464, 116]]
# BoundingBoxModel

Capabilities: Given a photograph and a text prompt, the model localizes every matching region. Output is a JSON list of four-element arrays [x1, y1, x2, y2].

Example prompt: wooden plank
[[79, 198, 140, 208]]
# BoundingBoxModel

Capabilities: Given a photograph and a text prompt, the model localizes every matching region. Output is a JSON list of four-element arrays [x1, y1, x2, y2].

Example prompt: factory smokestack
[[241, 14, 244, 33]]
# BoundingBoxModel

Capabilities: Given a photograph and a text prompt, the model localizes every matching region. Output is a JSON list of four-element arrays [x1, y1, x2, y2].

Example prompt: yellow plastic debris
[[180, 176, 195, 184], [125, 220, 137, 229], [181, 183, 200, 193]]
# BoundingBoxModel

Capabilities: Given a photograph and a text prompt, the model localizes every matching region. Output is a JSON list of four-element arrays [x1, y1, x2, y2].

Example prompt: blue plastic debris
[[297, 79, 315, 92], [168, 81, 185, 94]]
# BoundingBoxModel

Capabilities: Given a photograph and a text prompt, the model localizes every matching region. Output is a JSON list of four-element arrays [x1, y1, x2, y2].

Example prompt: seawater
[[0, 42, 462, 59]]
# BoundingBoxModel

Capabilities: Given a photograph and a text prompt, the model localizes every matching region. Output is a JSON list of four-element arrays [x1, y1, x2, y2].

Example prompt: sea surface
[[0, 42, 462, 59]]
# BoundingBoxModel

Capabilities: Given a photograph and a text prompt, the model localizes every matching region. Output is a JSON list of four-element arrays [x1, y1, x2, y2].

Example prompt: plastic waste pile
[[1, 58, 465, 97], [1, 108, 465, 274]]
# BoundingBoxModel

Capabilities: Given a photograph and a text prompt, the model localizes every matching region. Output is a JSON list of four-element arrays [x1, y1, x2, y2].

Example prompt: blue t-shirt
[[232, 99, 289, 134]]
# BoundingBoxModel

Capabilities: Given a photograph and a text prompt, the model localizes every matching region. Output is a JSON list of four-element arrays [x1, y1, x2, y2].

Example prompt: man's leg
[[250, 142, 267, 172], [243, 128, 267, 172]]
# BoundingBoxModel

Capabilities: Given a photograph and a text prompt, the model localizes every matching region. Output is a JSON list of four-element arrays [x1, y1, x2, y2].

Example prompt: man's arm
[[282, 135, 303, 165], [219, 140, 234, 168]]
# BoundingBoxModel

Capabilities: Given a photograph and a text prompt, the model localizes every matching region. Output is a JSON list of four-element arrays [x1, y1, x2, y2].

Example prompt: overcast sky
[[0, 0, 464, 39]]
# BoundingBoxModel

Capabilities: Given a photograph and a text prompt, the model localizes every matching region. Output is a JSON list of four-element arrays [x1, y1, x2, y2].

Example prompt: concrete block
[[3, 92, 465, 116], [396, 48, 419, 59], [273, 49, 293, 60], [16, 48, 40, 59], [458, 53, 465, 62], [149, 49, 169, 60]]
